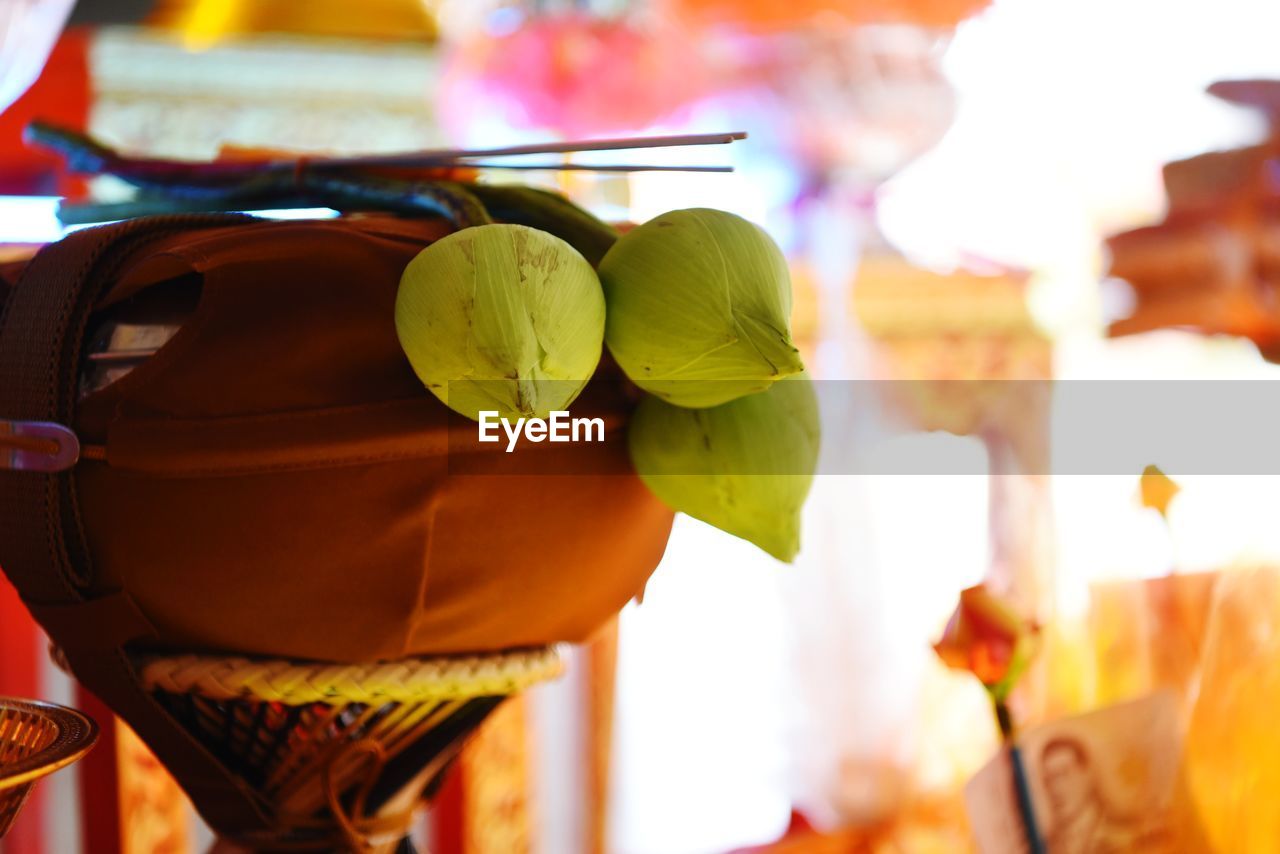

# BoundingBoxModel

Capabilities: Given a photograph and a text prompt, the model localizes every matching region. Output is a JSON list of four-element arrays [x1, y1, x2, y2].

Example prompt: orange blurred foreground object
[[664, 0, 990, 31], [1181, 567, 1280, 850], [1088, 572, 1219, 712]]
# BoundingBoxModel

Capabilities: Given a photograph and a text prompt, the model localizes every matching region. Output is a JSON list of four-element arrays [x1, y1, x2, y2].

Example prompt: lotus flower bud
[[599, 208, 804, 408], [396, 224, 605, 422], [628, 374, 820, 561]]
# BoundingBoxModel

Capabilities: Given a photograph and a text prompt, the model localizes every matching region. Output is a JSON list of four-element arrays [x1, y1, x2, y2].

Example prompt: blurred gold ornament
[[150, 0, 438, 48], [1139, 465, 1180, 519]]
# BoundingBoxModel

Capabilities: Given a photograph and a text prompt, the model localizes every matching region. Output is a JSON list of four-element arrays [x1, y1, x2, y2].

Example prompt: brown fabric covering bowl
[[46, 214, 672, 660]]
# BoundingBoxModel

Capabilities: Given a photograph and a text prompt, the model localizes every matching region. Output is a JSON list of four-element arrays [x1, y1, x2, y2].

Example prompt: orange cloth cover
[[54, 214, 673, 662]]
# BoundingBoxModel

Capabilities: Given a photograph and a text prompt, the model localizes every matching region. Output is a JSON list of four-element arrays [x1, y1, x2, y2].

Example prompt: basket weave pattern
[[134, 646, 564, 849], [139, 645, 565, 705], [0, 699, 98, 839]]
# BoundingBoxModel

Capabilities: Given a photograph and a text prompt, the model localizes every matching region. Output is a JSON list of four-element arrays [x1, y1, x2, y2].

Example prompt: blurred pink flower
[[441, 14, 705, 139]]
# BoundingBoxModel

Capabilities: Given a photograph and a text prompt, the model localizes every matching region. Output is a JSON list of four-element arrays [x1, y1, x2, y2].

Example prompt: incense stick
[[304, 131, 748, 169], [461, 163, 734, 172]]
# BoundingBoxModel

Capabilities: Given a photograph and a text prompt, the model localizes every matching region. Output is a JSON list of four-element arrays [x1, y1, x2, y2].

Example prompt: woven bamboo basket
[[0, 698, 99, 839], [133, 646, 565, 852]]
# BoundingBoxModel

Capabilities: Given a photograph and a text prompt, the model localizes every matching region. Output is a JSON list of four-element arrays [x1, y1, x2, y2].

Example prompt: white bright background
[[609, 1, 1280, 852]]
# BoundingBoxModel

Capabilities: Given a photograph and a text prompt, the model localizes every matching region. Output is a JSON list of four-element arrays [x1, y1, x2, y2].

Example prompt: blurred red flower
[[933, 584, 1038, 701]]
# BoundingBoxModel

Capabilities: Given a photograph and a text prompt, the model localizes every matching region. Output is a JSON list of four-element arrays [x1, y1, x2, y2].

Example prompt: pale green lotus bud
[[628, 374, 820, 562], [599, 208, 804, 408], [395, 223, 605, 422]]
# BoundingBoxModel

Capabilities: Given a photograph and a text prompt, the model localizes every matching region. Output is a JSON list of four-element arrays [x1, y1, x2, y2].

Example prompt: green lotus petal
[[629, 374, 821, 562], [395, 224, 605, 421], [600, 208, 804, 408]]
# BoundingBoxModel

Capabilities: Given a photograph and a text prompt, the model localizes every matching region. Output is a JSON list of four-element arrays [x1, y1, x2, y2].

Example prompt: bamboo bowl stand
[[134, 646, 564, 852]]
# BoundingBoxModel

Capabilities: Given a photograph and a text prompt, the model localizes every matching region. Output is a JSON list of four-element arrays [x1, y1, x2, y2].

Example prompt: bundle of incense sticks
[[27, 123, 747, 225], [28, 123, 746, 186]]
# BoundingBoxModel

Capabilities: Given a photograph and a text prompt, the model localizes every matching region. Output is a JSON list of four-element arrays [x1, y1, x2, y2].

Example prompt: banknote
[[966, 692, 1183, 854]]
